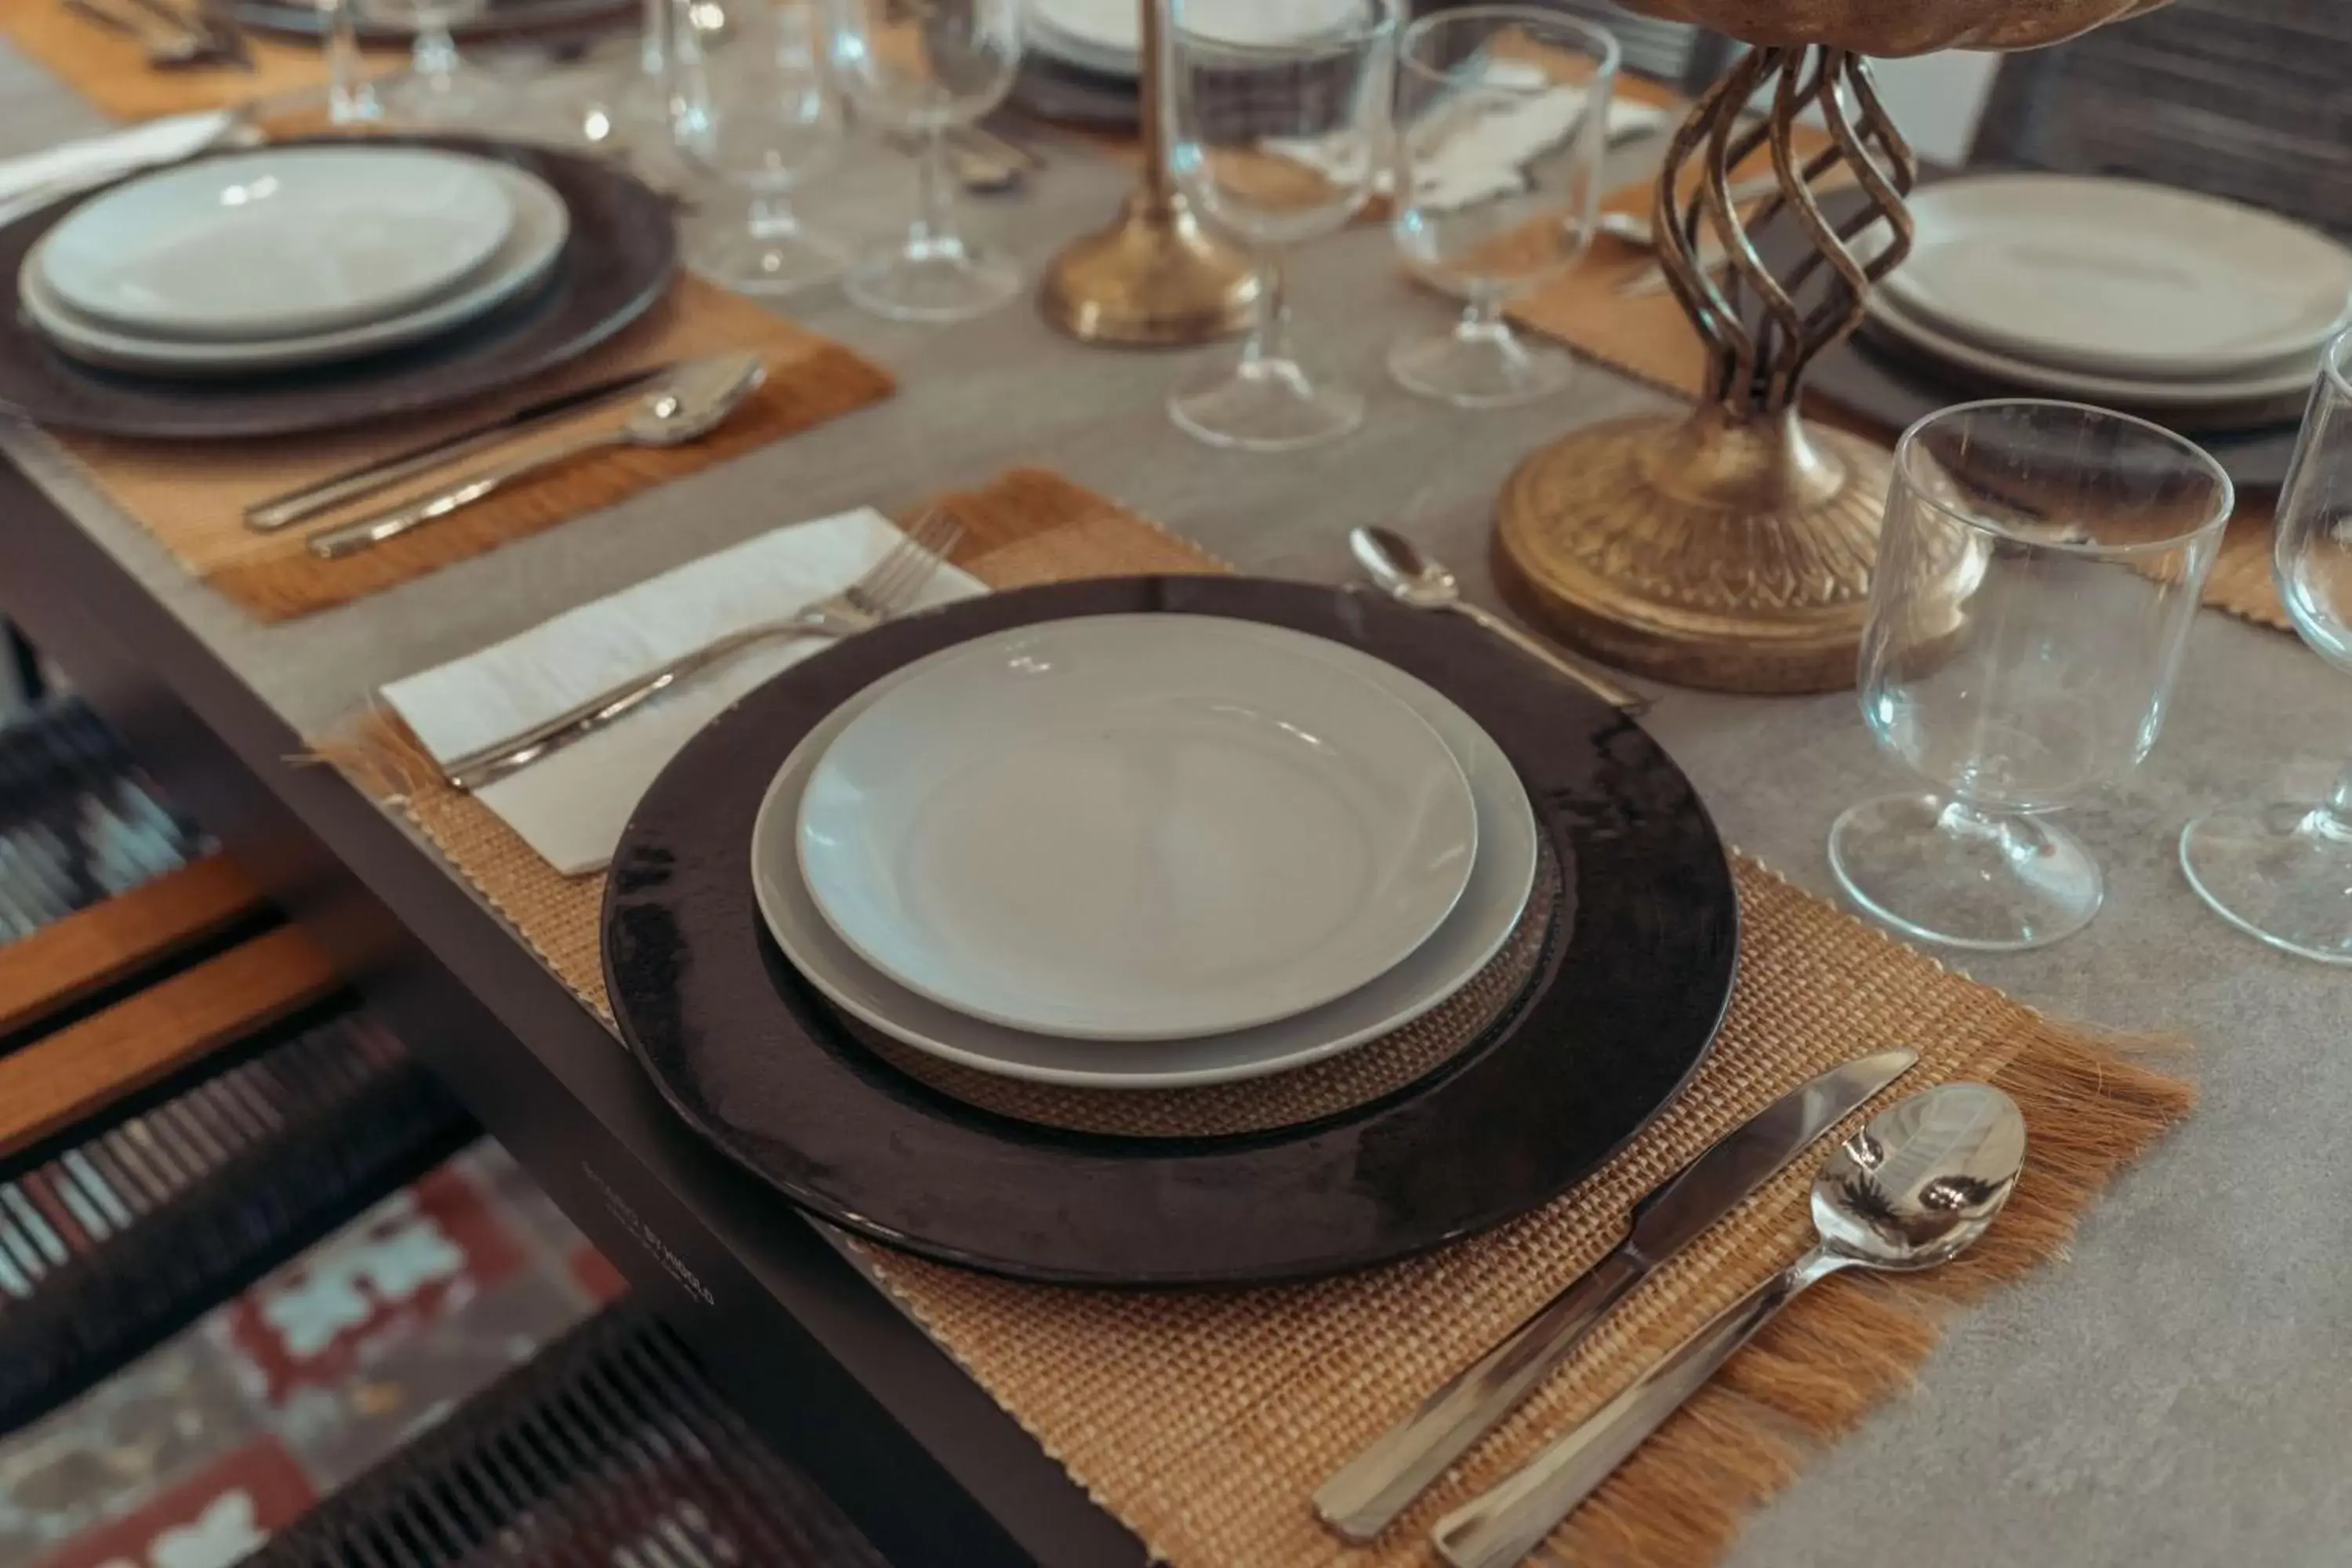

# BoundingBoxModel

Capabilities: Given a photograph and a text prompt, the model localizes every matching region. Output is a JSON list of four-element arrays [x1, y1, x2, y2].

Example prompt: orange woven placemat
[[49, 276, 893, 622], [328, 466, 2191, 1567], [0, 0, 396, 119]]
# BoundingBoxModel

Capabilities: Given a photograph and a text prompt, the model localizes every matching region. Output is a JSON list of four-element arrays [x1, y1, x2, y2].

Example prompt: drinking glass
[[1831, 400, 2233, 951], [672, 0, 846, 293], [829, 0, 1023, 321], [359, 0, 496, 125], [319, 0, 382, 125], [1389, 6, 1614, 407], [2181, 328, 2352, 964], [1164, 0, 1396, 451]]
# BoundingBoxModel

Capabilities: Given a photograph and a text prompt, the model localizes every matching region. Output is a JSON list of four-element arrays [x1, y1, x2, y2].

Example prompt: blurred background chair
[[1972, 0, 2352, 234]]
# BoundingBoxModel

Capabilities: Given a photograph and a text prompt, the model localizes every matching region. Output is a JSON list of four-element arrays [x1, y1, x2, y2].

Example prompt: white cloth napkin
[[380, 509, 985, 877], [1272, 62, 1665, 211], [0, 112, 236, 226]]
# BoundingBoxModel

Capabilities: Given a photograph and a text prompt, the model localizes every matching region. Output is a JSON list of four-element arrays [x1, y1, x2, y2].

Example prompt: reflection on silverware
[[441, 511, 964, 793], [62, 0, 214, 65], [1349, 525, 1649, 716], [890, 130, 1022, 194], [305, 354, 768, 561], [1313, 1047, 1916, 1541], [245, 361, 677, 532], [958, 122, 1043, 171], [1616, 235, 1730, 296], [1595, 174, 1785, 252], [1433, 1083, 2027, 1568]]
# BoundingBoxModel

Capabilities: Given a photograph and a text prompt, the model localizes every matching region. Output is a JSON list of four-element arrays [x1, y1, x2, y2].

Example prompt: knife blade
[[242, 361, 677, 532], [1311, 1046, 1918, 1542]]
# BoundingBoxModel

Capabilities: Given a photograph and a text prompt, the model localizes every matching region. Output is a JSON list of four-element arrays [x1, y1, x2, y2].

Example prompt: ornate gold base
[[1037, 189, 1259, 347], [1494, 408, 1889, 694]]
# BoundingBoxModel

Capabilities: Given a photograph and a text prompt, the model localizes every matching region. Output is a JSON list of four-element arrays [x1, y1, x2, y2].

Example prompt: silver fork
[[440, 513, 963, 793]]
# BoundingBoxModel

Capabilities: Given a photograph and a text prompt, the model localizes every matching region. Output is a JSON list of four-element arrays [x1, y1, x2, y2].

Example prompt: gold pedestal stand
[[1037, 0, 1258, 346], [1497, 45, 1918, 694]]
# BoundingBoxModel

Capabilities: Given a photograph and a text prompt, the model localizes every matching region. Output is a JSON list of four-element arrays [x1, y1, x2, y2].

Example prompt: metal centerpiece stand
[[1038, 0, 1260, 346], [1492, 0, 2175, 693]]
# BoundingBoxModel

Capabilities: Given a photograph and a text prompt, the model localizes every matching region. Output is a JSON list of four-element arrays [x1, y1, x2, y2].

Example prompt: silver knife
[[243, 361, 677, 532], [1311, 1046, 1918, 1541]]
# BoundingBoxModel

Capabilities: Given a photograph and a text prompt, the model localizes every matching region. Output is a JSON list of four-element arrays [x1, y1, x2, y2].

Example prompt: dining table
[[0, 35, 2343, 1568]]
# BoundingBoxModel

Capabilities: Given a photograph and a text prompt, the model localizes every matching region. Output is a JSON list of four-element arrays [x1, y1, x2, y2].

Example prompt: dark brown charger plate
[[230, 0, 637, 46], [0, 136, 677, 441], [604, 578, 1740, 1287]]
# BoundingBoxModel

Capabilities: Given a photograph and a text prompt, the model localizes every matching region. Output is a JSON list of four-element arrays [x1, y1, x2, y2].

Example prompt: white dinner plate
[[20, 161, 568, 379], [797, 615, 1479, 1042], [1883, 175, 2352, 381], [38, 145, 517, 340], [752, 641, 1537, 1088], [1863, 288, 2323, 414], [1026, 0, 1367, 74]]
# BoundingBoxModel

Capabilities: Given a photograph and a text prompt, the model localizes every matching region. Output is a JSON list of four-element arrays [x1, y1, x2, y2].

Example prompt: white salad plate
[[37, 144, 517, 340], [20, 160, 569, 378], [795, 614, 1479, 1043], [1026, 0, 1368, 74], [1864, 286, 2322, 412], [753, 623, 1536, 1087], [1883, 174, 2352, 382]]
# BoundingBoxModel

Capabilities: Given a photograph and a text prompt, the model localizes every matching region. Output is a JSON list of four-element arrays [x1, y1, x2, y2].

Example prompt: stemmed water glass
[[1389, 6, 1615, 407], [2181, 326, 2352, 964], [1831, 400, 2233, 951], [1163, 0, 1396, 451], [358, 0, 496, 125], [671, 0, 847, 294], [829, 0, 1024, 321]]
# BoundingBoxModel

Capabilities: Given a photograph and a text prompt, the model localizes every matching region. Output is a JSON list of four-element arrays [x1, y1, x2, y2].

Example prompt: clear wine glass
[[1831, 399, 2233, 951], [318, 0, 383, 125], [1389, 5, 1614, 407], [359, 0, 498, 125], [1163, 0, 1396, 451], [2181, 327, 2352, 964], [671, 0, 847, 294], [829, 0, 1024, 321]]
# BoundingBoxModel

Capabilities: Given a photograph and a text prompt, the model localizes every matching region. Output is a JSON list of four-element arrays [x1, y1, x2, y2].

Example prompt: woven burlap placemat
[[0, 0, 391, 120], [325, 466, 2191, 1567], [1508, 161, 2292, 636], [48, 276, 893, 622]]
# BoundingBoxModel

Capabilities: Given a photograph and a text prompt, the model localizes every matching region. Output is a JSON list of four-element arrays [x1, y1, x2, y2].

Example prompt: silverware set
[[1316, 1067, 2028, 1564], [243, 352, 769, 561], [63, 0, 249, 68]]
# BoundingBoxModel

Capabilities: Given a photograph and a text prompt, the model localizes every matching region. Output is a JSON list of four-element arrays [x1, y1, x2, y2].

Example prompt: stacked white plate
[[1024, 0, 1369, 76], [20, 144, 572, 379], [1863, 174, 2352, 424], [748, 614, 1542, 1090]]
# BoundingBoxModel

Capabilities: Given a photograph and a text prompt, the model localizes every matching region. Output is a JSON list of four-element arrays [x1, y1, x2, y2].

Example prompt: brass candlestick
[[1494, 0, 2176, 695], [1038, 0, 1258, 346]]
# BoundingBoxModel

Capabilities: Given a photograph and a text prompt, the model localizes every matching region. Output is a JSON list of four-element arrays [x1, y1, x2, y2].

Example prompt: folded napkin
[[0, 111, 234, 225], [1272, 62, 1666, 210], [380, 509, 984, 877]]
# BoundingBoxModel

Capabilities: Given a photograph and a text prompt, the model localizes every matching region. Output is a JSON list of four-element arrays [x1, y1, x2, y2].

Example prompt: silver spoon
[[1349, 526, 1649, 717], [307, 354, 768, 561], [1434, 1082, 2027, 1568]]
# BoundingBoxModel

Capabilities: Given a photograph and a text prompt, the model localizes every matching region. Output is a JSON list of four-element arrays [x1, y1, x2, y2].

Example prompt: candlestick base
[[1038, 189, 1258, 347]]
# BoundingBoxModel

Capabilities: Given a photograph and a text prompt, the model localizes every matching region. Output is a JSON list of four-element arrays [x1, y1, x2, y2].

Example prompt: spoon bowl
[[622, 351, 768, 445]]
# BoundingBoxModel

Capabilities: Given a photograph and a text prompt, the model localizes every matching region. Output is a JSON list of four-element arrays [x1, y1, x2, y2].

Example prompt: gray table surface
[[0, 46, 2345, 1568]]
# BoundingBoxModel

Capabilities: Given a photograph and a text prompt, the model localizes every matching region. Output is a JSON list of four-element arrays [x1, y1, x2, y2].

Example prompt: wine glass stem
[[1457, 289, 1508, 340], [748, 193, 800, 240], [911, 128, 960, 255], [325, 0, 378, 123], [2312, 753, 2352, 842], [1241, 249, 1297, 371], [414, 26, 458, 86]]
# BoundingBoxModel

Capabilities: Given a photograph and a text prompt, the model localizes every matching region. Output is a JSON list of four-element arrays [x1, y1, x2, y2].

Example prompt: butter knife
[[1311, 1046, 1918, 1541]]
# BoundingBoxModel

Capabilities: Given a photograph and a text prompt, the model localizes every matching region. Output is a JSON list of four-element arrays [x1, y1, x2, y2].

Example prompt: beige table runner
[[328, 466, 2191, 1567], [49, 276, 895, 621], [1508, 169, 2293, 636]]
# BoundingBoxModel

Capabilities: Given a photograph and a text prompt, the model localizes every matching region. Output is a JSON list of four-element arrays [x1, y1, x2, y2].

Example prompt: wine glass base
[[1829, 793, 2103, 952], [2180, 805, 2352, 965], [1388, 321, 1573, 408], [689, 220, 846, 296], [845, 238, 1022, 323], [1168, 356, 1364, 452]]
